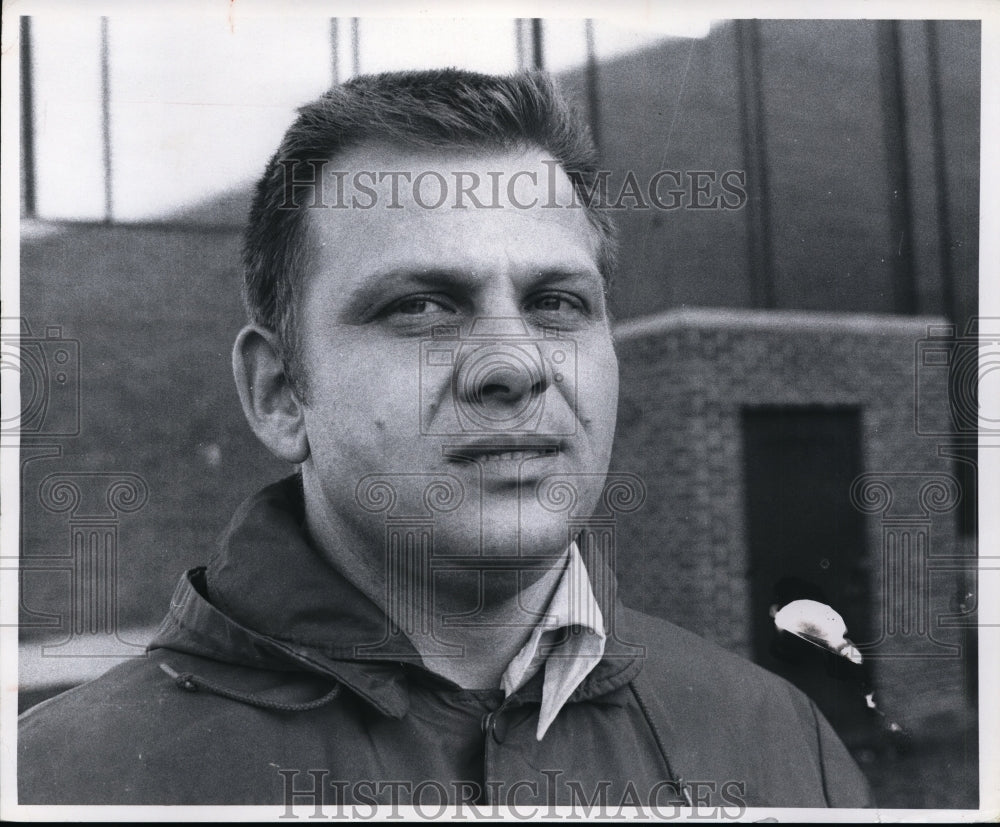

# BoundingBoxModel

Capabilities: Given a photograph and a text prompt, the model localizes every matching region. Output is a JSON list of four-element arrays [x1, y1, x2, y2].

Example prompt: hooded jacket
[[18, 475, 873, 809]]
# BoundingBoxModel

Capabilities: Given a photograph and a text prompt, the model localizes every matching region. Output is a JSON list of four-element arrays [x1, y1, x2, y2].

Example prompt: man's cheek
[[385, 372, 425, 436], [344, 354, 421, 431], [575, 339, 620, 413]]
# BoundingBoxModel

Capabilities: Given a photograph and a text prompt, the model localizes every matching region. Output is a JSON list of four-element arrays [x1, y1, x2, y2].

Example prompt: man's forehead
[[314, 140, 583, 207], [296, 140, 603, 287]]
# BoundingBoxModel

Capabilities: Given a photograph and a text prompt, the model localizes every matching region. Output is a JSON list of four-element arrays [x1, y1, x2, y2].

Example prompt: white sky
[[26, 16, 711, 221]]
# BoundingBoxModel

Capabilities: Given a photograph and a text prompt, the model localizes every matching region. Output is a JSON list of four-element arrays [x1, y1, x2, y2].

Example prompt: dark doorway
[[742, 405, 874, 745]]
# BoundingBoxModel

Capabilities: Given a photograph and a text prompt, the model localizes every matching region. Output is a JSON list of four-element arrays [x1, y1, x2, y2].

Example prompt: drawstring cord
[[629, 682, 693, 807], [159, 662, 340, 712]]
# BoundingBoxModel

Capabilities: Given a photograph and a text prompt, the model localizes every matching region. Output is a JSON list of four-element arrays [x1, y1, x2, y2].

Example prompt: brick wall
[[610, 308, 974, 736]]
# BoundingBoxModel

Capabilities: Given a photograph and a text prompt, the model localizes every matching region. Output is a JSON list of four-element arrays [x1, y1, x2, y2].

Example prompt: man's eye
[[529, 294, 585, 314], [387, 297, 454, 316], [534, 295, 564, 311], [396, 299, 432, 315]]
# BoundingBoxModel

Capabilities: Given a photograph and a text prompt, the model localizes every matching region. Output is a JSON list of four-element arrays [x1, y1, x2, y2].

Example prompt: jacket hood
[[149, 475, 643, 717]]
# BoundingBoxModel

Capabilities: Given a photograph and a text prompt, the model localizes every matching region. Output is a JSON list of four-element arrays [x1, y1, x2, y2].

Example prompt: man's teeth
[[478, 449, 548, 462]]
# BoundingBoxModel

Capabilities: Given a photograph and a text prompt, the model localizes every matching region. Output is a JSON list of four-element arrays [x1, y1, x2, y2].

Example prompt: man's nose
[[466, 352, 547, 404], [454, 337, 551, 430]]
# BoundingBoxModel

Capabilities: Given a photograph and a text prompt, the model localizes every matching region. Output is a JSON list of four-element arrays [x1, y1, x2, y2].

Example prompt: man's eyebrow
[[341, 268, 481, 318], [366, 265, 602, 286], [528, 267, 605, 286], [342, 265, 604, 317]]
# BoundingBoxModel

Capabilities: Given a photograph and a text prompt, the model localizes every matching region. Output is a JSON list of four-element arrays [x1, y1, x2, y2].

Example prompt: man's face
[[296, 143, 619, 574]]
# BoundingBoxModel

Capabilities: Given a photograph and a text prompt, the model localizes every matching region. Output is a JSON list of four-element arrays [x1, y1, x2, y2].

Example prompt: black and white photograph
[[1, 0, 995, 819]]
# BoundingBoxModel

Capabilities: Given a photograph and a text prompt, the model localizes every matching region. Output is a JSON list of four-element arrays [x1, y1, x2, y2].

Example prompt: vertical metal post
[[20, 16, 37, 218], [330, 18, 339, 87], [99, 16, 113, 224], [924, 20, 956, 324], [515, 19, 527, 71], [876, 21, 918, 315], [350, 18, 360, 77], [734, 19, 776, 309], [531, 19, 544, 70]]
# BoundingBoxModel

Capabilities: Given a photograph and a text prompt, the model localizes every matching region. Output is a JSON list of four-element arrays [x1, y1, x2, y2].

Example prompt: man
[[19, 69, 872, 810]]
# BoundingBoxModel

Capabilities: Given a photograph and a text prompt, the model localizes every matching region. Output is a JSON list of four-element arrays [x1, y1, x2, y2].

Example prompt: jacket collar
[[149, 475, 642, 716]]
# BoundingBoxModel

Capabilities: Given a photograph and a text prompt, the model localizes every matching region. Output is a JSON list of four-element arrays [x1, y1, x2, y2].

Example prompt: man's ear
[[232, 325, 310, 464]]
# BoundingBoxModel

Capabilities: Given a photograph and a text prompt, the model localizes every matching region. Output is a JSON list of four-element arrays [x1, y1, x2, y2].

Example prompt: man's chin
[[429, 506, 578, 562], [468, 480, 603, 557]]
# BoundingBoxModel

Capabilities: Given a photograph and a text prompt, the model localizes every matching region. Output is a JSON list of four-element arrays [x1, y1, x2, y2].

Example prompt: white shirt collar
[[499, 542, 606, 740]]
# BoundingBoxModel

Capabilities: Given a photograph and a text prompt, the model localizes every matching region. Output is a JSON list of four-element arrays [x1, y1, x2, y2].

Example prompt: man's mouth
[[471, 449, 551, 462], [442, 440, 563, 463]]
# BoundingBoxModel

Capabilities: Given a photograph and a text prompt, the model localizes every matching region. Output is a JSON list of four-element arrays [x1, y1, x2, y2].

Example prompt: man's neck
[[410, 559, 568, 689], [302, 470, 570, 689]]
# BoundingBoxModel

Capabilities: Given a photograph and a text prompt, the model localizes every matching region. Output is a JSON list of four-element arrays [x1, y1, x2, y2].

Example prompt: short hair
[[242, 68, 617, 398]]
